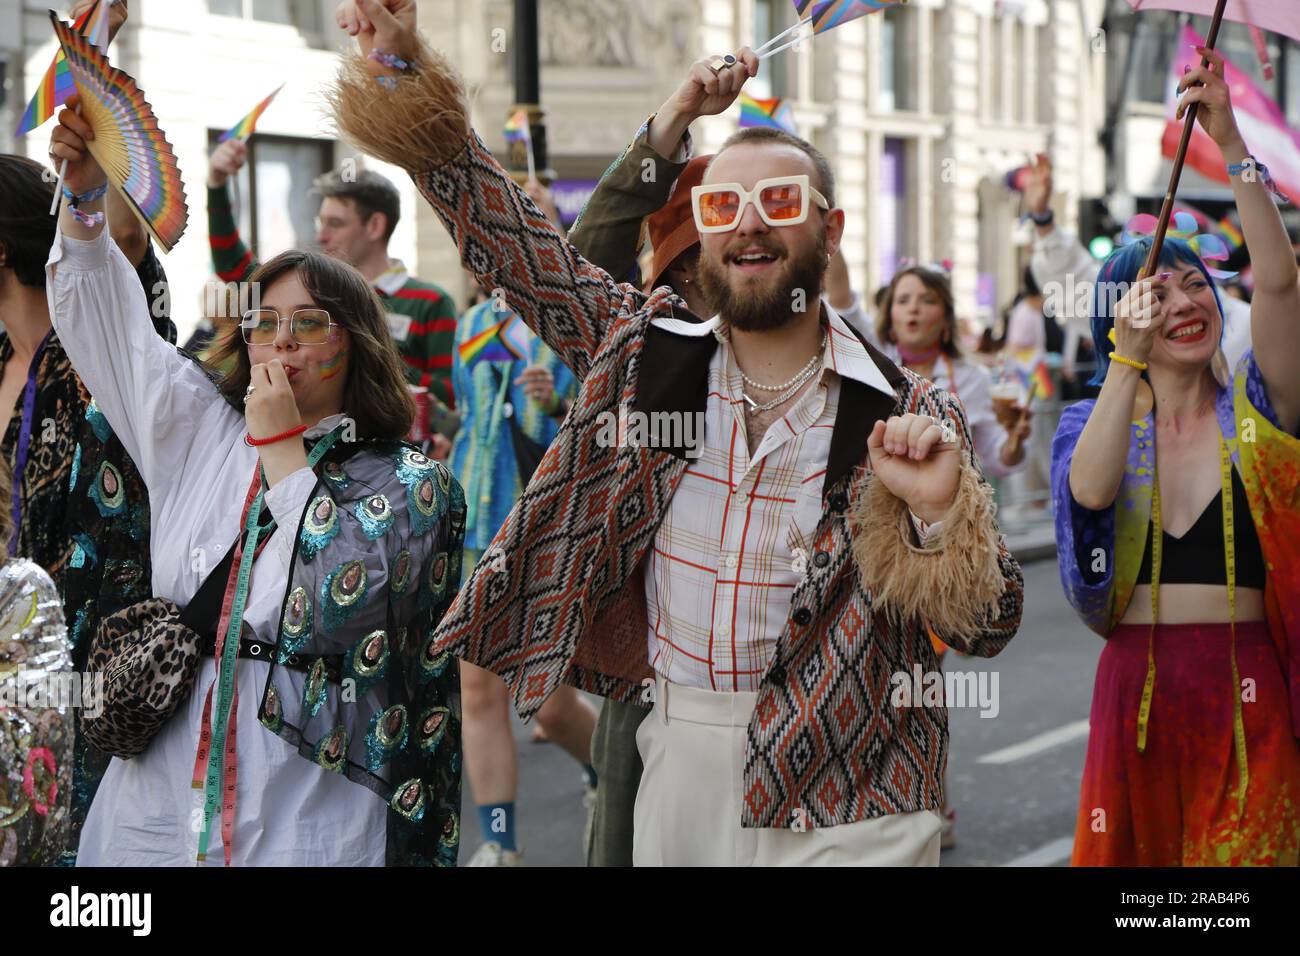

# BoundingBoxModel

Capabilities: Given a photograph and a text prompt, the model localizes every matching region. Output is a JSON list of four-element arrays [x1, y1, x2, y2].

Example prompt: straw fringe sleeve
[[328, 41, 470, 174], [852, 453, 1007, 644]]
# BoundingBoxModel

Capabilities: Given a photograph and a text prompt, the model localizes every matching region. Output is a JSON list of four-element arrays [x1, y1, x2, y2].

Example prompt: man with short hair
[[332, 0, 1023, 866], [206, 145, 459, 413]]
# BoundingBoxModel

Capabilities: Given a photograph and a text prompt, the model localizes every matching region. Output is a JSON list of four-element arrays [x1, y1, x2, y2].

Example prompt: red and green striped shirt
[[207, 184, 458, 407]]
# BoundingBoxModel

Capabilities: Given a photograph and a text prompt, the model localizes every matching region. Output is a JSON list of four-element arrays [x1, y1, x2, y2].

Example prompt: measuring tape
[[1138, 435, 1248, 821], [191, 428, 341, 864]]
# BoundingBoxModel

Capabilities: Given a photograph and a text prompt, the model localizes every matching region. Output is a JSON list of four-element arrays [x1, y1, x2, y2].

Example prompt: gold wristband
[[1109, 351, 1148, 372]]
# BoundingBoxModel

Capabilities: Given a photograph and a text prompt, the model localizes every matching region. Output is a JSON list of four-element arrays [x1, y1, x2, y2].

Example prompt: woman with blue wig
[[1052, 46, 1300, 866]]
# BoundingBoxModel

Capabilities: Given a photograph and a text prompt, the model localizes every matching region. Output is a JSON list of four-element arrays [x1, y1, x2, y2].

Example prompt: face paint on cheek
[[319, 349, 349, 381]]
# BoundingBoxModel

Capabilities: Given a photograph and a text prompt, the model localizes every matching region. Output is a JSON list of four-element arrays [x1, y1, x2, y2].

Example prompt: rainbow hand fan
[[49, 12, 188, 253]]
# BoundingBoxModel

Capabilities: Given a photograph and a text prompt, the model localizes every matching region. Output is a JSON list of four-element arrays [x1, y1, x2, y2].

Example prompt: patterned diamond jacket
[[332, 47, 1024, 828]]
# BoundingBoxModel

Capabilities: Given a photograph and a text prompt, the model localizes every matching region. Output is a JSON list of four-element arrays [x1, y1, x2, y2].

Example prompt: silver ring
[[245, 384, 256, 397], [707, 53, 736, 73]]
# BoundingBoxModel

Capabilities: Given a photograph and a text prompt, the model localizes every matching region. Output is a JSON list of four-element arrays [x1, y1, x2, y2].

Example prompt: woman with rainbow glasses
[[1052, 46, 1300, 866]]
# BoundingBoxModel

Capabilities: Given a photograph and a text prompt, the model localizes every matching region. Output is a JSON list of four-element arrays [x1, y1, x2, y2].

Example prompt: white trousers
[[632, 674, 942, 866]]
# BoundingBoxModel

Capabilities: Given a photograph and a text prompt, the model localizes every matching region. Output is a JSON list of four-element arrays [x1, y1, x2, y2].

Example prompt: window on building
[[878, 138, 909, 284], [207, 0, 320, 32], [753, 0, 791, 99], [207, 131, 334, 259], [1128, 12, 1180, 104], [879, 5, 914, 112]]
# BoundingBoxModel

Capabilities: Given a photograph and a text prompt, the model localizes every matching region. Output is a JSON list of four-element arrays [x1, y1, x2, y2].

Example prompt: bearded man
[[330, 0, 1023, 866]]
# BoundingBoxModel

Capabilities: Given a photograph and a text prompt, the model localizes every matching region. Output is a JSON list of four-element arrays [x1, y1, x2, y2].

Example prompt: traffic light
[[1079, 198, 1119, 261]]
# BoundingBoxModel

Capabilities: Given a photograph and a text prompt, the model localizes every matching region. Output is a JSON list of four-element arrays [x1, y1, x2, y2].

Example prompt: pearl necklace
[[740, 333, 827, 391], [742, 359, 822, 412]]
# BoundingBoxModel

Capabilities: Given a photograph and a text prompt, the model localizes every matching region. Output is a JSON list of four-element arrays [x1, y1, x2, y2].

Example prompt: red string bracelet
[[245, 424, 308, 447]]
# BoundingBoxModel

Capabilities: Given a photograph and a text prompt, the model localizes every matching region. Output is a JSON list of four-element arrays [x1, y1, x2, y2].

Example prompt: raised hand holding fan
[[48, 11, 188, 253]]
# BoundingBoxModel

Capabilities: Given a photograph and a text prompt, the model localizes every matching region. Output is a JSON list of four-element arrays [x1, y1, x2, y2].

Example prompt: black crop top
[[1135, 466, 1266, 588]]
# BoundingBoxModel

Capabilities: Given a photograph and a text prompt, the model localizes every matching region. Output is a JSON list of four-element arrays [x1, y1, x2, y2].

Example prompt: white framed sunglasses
[[690, 174, 830, 234]]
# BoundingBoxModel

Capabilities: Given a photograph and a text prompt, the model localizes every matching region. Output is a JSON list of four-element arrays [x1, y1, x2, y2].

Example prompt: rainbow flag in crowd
[[15, 1, 111, 136], [1031, 359, 1054, 400], [218, 84, 285, 143], [739, 93, 797, 134], [504, 109, 532, 146], [810, 0, 903, 34], [1218, 215, 1245, 250], [458, 314, 532, 368]]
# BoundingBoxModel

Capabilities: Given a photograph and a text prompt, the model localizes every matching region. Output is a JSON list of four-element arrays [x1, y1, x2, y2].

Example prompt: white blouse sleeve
[[46, 226, 241, 498]]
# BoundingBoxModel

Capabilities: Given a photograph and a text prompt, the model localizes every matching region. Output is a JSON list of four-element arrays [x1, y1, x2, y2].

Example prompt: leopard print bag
[[81, 533, 243, 759], [81, 597, 203, 759]]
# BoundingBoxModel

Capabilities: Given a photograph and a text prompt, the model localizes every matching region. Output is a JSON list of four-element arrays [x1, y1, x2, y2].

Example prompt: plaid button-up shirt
[[648, 312, 895, 691]]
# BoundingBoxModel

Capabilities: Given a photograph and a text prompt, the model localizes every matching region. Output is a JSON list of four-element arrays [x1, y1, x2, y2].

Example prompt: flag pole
[[754, 19, 807, 54], [1139, 0, 1230, 279]]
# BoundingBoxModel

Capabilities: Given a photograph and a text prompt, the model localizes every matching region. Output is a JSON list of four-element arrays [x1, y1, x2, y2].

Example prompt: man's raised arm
[[328, 0, 624, 383]]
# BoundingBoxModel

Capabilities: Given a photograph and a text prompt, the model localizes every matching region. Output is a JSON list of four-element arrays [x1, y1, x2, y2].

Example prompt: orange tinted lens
[[760, 182, 803, 221], [698, 189, 741, 227]]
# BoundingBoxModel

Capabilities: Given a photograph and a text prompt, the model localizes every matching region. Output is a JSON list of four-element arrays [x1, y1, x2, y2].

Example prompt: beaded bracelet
[[1108, 351, 1148, 372], [245, 424, 309, 447], [369, 48, 411, 90]]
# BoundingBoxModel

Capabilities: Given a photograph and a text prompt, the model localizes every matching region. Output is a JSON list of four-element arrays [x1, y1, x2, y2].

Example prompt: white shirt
[[48, 228, 386, 866], [645, 305, 896, 692]]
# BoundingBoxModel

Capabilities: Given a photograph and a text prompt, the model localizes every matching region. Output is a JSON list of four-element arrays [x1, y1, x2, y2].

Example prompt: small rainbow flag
[[504, 109, 531, 146], [15, 1, 110, 137], [1218, 215, 1244, 250], [811, 0, 903, 34], [459, 314, 531, 368], [218, 84, 285, 143], [1030, 359, 1054, 400], [739, 93, 797, 134]]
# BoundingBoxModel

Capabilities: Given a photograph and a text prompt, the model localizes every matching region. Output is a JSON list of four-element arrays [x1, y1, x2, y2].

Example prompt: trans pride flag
[[15, 1, 111, 136]]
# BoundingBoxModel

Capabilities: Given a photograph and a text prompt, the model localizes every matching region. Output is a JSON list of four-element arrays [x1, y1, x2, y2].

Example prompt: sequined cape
[[257, 438, 467, 866], [1051, 352, 1300, 735], [0, 559, 72, 866]]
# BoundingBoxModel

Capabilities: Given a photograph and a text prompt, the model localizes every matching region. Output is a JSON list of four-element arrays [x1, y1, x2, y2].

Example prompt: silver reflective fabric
[[0, 558, 72, 866]]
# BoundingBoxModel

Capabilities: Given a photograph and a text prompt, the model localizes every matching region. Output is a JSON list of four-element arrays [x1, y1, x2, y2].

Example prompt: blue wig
[[1088, 236, 1225, 387]]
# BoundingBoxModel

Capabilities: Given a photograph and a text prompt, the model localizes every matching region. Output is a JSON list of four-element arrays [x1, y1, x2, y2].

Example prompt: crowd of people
[[0, 0, 1297, 868]]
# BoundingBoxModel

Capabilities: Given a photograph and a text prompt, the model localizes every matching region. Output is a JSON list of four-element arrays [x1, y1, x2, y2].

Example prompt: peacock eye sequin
[[259, 686, 284, 733], [299, 495, 340, 562], [321, 559, 368, 631], [344, 629, 389, 695], [354, 494, 394, 540], [425, 552, 449, 603], [419, 634, 452, 684], [389, 548, 413, 596], [322, 460, 353, 491], [278, 586, 313, 661], [89, 462, 127, 516], [406, 477, 441, 535], [365, 704, 408, 770], [417, 706, 450, 756], [312, 725, 349, 773], [303, 657, 329, 718], [390, 778, 426, 822], [440, 811, 459, 850]]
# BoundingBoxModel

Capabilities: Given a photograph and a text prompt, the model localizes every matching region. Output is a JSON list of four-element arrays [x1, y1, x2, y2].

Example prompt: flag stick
[[754, 20, 807, 53], [1139, 0, 1229, 280], [759, 35, 807, 60], [525, 137, 536, 181]]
